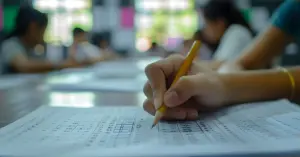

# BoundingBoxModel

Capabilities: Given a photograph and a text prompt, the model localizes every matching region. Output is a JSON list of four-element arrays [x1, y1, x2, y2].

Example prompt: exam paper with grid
[[0, 100, 300, 157]]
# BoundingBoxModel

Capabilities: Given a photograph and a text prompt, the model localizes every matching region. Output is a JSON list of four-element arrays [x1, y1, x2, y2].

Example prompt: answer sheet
[[1, 100, 300, 157]]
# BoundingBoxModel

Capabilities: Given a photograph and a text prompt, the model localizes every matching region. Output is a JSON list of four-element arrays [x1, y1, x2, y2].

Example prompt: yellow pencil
[[151, 40, 202, 128]]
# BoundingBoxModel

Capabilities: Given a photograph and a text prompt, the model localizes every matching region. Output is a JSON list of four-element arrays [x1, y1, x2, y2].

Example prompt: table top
[[0, 57, 158, 128]]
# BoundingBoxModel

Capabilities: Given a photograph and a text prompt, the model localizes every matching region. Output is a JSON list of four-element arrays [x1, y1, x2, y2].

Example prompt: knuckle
[[145, 62, 157, 75], [143, 82, 152, 97]]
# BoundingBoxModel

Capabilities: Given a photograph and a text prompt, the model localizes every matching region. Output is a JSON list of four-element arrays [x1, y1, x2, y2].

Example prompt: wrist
[[217, 62, 244, 73], [219, 70, 291, 106]]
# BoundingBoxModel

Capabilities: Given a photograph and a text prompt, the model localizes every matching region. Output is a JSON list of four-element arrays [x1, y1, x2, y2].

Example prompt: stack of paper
[[0, 100, 300, 157]]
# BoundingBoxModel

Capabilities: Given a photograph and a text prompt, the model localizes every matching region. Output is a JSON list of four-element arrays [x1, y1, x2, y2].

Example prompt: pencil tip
[[151, 124, 156, 129]]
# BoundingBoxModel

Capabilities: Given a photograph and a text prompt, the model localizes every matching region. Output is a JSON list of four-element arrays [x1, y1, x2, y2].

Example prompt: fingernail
[[154, 97, 161, 110], [164, 91, 178, 107]]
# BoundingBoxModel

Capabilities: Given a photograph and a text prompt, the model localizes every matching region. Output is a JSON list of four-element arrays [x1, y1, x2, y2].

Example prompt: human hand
[[143, 55, 229, 120]]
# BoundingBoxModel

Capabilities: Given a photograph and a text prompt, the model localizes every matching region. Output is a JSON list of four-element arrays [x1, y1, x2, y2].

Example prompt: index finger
[[145, 55, 184, 109]]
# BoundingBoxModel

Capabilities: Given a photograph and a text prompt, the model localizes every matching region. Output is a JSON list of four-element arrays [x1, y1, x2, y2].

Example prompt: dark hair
[[203, 0, 254, 35], [6, 7, 48, 39], [72, 27, 85, 37], [151, 42, 157, 47]]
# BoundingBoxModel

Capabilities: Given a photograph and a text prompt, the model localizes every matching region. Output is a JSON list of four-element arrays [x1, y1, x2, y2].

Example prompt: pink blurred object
[[121, 7, 134, 29]]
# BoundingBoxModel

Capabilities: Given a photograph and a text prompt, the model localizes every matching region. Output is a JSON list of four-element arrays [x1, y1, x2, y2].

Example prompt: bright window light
[[137, 15, 152, 28], [169, 0, 188, 10], [34, 0, 92, 45], [136, 37, 151, 52], [64, 0, 87, 10], [76, 14, 89, 24], [37, 0, 59, 10], [182, 16, 192, 26], [179, 0, 189, 10], [142, 0, 163, 10], [168, 19, 177, 35]]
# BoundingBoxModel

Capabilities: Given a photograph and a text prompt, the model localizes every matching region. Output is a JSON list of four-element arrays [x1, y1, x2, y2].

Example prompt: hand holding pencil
[[143, 41, 227, 125], [151, 41, 201, 127]]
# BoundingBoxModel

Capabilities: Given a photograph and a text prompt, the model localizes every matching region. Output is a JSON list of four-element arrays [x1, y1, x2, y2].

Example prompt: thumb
[[164, 75, 199, 108]]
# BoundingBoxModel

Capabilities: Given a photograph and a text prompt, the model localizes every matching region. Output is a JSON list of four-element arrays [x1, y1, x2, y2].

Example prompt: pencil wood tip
[[151, 111, 163, 129], [151, 124, 156, 129]]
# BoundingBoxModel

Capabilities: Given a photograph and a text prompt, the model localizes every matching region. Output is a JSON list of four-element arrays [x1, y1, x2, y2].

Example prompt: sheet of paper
[[1, 100, 300, 157], [49, 77, 146, 92], [93, 61, 144, 78], [93, 57, 160, 78], [94, 66, 143, 78]]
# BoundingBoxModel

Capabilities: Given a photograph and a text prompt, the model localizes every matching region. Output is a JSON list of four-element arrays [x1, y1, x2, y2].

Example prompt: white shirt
[[213, 24, 253, 61], [73, 43, 103, 62]]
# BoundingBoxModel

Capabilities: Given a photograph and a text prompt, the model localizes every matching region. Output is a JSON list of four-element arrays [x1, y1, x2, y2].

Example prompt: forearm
[[14, 61, 56, 73], [221, 67, 300, 105], [198, 60, 224, 71], [236, 26, 292, 70], [90, 57, 107, 63], [89, 54, 117, 64]]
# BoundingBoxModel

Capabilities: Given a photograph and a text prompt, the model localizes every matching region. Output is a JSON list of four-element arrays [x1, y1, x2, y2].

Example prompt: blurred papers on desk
[[48, 77, 146, 92], [1, 100, 300, 157], [46, 72, 95, 84], [93, 57, 160, 78], [0, 75, 41, 90]]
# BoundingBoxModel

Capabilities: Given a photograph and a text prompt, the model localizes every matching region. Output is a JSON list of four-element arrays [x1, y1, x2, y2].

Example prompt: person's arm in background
[[2, 43, 81, 73], [236, 26, 292, 70], [1, 41, 54, 73], [87, 56, 108, 64], [11, 54, 56, 73], [11, 54, 82, 73], [226, 0, 300, 71], [100, 47, 121, 60], [88, 50, 120, 64]]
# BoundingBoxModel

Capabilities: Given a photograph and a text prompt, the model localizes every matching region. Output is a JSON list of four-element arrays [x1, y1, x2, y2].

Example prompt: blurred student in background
[[69, 28, 115, 64], [180, 30, 217, 60], [97, 36, 120, 59], [1, 7, 79, 74], [199, 0, 254, 70]]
